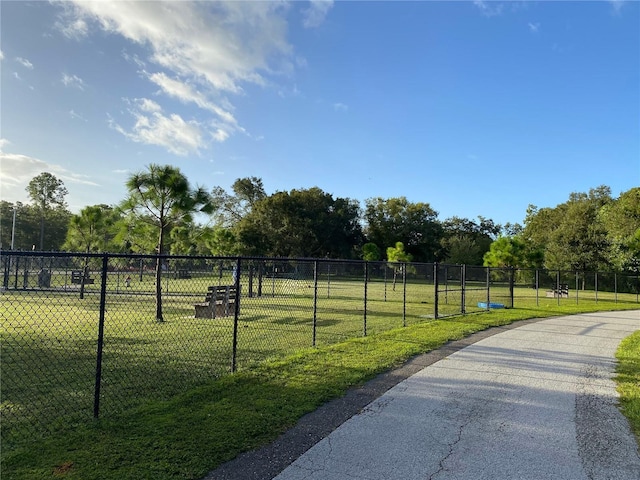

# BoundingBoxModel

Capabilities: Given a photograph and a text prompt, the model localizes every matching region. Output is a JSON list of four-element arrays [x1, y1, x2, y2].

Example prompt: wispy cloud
[[109, 98, 205, 156], [473, 0, 504, 17], [59, 1, 293, 93], [609, 0, 625, 14], [122, 50, 146, 69], [61, 73, 86, 90], [0, 142, 99, 204], [528, 22, 540, 33], [69, 110, 87, 122], [55, 12, 88, 39], [333, 102, 348, 112], [16, 57, 34, 69], [302, 0, 334, 28], [56, 1, 299, 153], [147, 71, 241, 139]]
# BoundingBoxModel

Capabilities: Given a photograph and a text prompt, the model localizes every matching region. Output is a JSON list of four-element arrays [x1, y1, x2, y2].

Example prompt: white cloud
[[13, 72, 21, 81], [528, 22, 540, 33], [0, 50, 4, 61], [61, 73, 86, 90], [69, 110, 87, 122], [60, 1, 293, 93], [55, 11, 88, 39], [57, 1, 298, 149], [333, 102, 348, 112], [302, 0, 334, 28], [473, 1, 504, 17], [0, 146, 99, 205], [147, 71, 239, 129], [16, 57, 34, 69], [609, 0, 625, 14], [211, 129, 230, 142], [109, 98, 205, 156], [122, 49, 146, 68]]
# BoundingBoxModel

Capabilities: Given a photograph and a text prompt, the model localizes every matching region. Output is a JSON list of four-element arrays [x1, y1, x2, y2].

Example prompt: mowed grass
[[1, 275, 639, 480], [616, 330, 640, 440]]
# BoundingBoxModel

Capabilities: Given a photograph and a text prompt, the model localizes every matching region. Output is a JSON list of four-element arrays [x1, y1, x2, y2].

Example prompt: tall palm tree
[[122, 164, 213, 322]]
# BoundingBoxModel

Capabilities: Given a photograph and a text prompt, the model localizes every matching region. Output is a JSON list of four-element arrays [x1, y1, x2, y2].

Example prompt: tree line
[[1, 165, 639, 275]]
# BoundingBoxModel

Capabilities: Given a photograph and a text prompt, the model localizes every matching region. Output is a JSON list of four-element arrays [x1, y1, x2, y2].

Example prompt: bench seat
[[194, 285, 239, 318]]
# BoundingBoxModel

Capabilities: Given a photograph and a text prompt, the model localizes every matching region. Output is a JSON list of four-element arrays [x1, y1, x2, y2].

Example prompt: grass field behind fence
[[0, 266, 638, 478], [1, 270, 639, 452]]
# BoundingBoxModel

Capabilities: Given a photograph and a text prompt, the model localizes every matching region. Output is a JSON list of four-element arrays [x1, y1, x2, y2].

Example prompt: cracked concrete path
[[271, 311, 640, 480]]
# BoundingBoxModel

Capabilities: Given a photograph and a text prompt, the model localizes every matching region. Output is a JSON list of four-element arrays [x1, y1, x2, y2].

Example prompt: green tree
[[236, 187, 363, 258], [440, 216, 500, 265], [122, 164, 213, 322], [0, 201, 35, 250], [204, 227, 239, 256], [63, 205, 117, 253], [520, 185, 615, 287], [26, 172, 69, 250], [599, 187, 640, 271], [362, 242, 381, 261], [386, 241, 413, 290], [63, 205, 116, 298], [211, 176, 266, 227], [364, 197, 442, 262], [544, 187, 612, 274], [483, 236, 527, 268], [0, 201, 72, 251]]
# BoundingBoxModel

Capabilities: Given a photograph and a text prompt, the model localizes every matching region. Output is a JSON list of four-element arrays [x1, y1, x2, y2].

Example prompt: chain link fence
[[1, 251, 638, 447]]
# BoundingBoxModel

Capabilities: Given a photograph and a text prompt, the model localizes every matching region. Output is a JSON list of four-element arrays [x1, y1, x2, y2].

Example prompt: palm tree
[[122, 164, 213, 322], [63, 205, 115, 299]]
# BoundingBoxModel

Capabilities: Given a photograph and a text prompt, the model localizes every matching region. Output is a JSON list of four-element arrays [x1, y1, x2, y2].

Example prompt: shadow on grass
[[2, 358, 384, 480]]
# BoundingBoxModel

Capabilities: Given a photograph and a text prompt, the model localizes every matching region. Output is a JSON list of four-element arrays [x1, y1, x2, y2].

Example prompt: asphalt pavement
[[207, 310, 640, 480]]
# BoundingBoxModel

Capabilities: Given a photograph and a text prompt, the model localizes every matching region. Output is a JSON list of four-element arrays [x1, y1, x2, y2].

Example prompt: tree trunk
[[155, 258, 163, 322], [39, 216, 45, 250], [155, 228, 165, 322]]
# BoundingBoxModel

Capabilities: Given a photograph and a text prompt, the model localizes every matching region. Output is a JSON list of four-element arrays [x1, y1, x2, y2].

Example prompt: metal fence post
[[509, 267, 514, 308], [384, 266, 387, 302], [363, 262, 368, 337], [402, 263, 406, 327], [93, 254, 109, 419], [486, 267, 490, 311], [556, 271, 560, 306], [231, 257, 241, 373], [313, 260, 318, 347], [615, 273, 618, 303], [433, 263, 439, 319], [461, 264, 466, 314], [535, 269, 539, 306], [595, 271, 598, 303], [576, 271, 579, 304]]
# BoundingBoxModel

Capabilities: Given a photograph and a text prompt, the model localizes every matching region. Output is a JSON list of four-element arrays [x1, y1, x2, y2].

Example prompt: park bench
[[546, 283, 569, 298], [175, 269, 192, 279], [194, 285, 239, 319], [71, 270, 94, 284]]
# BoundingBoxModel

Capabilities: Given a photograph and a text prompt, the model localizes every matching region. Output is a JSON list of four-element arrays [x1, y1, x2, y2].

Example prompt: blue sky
[[1, 0, 638, 228]]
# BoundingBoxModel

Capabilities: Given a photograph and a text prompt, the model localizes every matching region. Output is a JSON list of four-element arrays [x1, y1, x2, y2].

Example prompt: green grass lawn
[[1, 275, 639, 479], [616, 330, 640, 440]]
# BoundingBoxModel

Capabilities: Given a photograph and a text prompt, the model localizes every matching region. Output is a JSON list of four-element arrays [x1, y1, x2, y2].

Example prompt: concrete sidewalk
[[207, 311, 640, 480]]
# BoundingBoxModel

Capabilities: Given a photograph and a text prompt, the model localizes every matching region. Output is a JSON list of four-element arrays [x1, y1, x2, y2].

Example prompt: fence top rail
[[0, 251, 637, 277]]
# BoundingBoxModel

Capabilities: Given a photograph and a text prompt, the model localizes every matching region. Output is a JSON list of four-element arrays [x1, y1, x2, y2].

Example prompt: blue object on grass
[[477, 302, 505, 309]]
